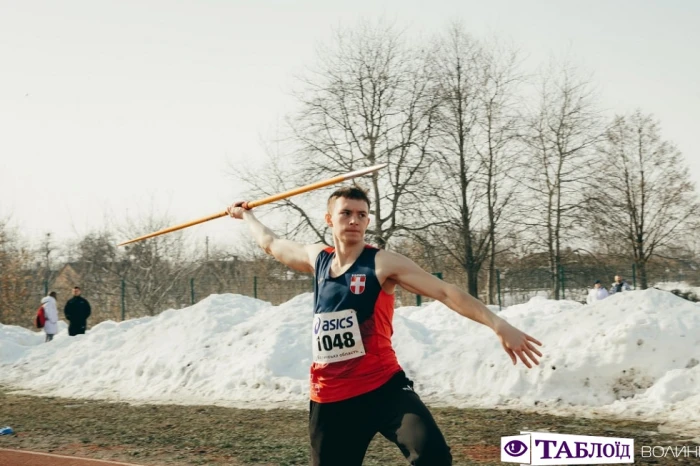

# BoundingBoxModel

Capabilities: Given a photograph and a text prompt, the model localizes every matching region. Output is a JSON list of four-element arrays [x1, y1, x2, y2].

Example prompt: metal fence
[[496, 264, 700, 308], [6, 263, 699, 329]]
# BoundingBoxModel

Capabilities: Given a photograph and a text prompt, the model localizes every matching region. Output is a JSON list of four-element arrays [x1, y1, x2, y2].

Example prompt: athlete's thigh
[[309, 398, 376, 466], [375, 379, 452, 466]]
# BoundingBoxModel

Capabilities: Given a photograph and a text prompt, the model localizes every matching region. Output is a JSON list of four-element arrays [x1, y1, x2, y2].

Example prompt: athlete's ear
[[325, 212, 332, 227]]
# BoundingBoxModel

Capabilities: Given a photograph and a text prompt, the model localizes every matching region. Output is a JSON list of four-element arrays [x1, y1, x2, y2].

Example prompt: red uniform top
[[310, 246, 402, 403]]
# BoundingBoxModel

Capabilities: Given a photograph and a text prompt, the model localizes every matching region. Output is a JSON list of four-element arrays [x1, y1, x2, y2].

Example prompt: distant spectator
[[41, 291, 59, 342], [610, 275, 632, 294], [64, 286, 91, 336], [587, 280, 609, 304]]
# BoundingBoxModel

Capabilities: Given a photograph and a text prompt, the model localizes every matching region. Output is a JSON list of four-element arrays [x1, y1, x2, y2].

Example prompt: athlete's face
[[326, 197, 370, 244]]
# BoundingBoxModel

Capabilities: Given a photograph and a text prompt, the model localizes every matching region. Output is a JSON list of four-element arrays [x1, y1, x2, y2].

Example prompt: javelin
[[117, 163, 388, 246]]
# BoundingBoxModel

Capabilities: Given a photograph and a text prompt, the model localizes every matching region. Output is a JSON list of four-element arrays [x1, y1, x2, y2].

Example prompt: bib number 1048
[[316, 332, 356, 352], [312, 309, 366, 363]]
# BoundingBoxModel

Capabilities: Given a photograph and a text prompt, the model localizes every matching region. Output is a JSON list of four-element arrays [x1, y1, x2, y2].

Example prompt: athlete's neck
[[332, 241, 366, 267]]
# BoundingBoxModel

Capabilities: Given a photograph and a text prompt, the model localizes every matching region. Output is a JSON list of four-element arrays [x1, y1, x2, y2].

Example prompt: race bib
[[311, 309, 365, 363]]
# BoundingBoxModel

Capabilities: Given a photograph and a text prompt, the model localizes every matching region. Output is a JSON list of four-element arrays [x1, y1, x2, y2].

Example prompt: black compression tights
[[309, 372, 452, 466]]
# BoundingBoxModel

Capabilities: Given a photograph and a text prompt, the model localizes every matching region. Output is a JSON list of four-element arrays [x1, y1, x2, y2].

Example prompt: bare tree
[[237, 21, 439, 249], [472, 41, 523, 303], [0, 219, 37, 325], [427, 27, 522, 300], [118, 214, 196, 316], [427, 26, 488, 297], [520, 61, 603, 299], [234, 144, 331, 246], [584, 111, 700, 288], [0, 218, 43, 327], [65, 230, 124, 321]]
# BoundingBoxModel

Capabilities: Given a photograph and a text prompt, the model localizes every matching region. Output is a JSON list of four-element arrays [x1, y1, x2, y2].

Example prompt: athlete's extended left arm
[[384, 252, 543, 368]]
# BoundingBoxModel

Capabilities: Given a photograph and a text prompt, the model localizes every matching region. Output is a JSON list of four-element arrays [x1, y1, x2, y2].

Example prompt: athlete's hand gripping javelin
[[226, 201, 249, 218]]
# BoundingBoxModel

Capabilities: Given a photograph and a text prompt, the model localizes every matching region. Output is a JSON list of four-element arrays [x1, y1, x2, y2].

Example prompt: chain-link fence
[[6, 261, 699, 329], [496, 263, 700, 308], [61, 275, 317, 324]]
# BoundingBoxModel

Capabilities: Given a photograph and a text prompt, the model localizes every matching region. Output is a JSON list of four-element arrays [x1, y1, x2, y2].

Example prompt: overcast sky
[[1, 0, 698, 250]]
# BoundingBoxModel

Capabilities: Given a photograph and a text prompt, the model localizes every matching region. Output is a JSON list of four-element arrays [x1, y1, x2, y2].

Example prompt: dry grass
[[0, 388, 694, 465]]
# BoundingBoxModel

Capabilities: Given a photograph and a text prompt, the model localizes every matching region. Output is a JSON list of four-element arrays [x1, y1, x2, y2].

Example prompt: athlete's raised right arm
[[227, 203, 325, 273]]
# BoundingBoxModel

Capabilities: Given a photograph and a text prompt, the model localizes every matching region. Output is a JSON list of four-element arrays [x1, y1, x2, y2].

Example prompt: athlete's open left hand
[[494, 321, 543, 368]]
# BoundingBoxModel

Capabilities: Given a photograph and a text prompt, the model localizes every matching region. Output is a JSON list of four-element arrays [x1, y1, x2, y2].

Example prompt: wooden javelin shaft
[[117, 163, 387, 247]]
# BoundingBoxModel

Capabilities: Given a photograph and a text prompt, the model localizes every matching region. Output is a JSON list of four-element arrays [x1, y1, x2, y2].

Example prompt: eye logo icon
[[504, 440, 528, 457]]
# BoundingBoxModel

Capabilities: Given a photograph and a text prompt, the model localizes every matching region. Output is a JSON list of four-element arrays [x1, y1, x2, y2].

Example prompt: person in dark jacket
[[64, 286, 91, 336], [610, 275, 632, 294]]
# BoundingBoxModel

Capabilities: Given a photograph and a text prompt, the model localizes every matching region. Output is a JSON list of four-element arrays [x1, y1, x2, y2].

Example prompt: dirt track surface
[[0, 448, 144, 466], [1, 388, 697, 465]]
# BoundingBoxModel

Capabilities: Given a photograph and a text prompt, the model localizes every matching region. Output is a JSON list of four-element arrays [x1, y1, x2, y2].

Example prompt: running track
[[0, 449, 144, 466]]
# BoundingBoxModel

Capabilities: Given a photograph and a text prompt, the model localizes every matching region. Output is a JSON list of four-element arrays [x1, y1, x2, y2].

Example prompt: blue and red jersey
[[310, 245, 401, 403]]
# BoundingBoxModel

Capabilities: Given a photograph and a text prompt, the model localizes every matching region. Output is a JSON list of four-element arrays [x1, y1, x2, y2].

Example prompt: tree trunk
[[637, 260, 648, 289], [464, 233, 478, 296], [487, 259, 496, 305]]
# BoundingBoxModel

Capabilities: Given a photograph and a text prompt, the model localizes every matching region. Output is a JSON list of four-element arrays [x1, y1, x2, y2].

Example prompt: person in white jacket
[[41, 291, 60, 342], [586, 280, 609, 304]]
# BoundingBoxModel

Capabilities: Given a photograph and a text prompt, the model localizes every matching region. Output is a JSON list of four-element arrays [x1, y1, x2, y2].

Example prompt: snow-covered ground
[[2, 288, 699, 440]]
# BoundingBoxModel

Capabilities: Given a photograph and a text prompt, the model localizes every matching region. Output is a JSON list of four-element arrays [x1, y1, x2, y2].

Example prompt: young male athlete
[[227, 186, 543, 466]]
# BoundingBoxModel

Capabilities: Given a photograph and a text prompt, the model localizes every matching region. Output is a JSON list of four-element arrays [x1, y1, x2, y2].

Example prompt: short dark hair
[[49, 291, 57, 298], [327, 186, 371, 213], [73, 286, 81, 290]]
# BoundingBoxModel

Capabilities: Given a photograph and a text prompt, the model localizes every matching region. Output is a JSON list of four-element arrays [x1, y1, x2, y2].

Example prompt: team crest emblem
[[350, 274, 366, 294]]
